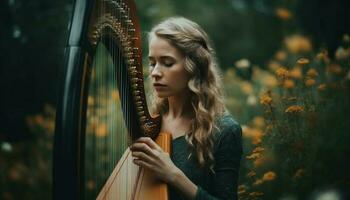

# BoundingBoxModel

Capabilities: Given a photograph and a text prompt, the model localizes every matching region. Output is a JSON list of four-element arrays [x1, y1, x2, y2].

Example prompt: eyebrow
[[148, 55, 176, 60]]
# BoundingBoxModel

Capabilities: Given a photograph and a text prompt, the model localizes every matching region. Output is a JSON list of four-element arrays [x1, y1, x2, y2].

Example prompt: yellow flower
[[262, 74, 278, 88], [285, 105, 304, 113], [268, 60, 281, 71], [306, 68, 318, 77], [318, 83, 327, 91], [243, 126, 263, 145], [262, 171, 277, 181], [246, 152, 261, 160], [285, 35, 312, 53], [283, 79, 295, 89], [249, 191, 264, 197], [290, 67, 302, 79], [253, 179, 264, 186], [252, 116, 265, 129], [275, 67, 289, 78], [275, 50, 287, 61], [95, 123, 108, 137], [247, 171, 257, 177], [335, 47, 349, 60], [297, 58, 310, 65], [305, 79, 316, 87], [276, 8, 292, 20], [235, 58, 251, 69], [238, 185, 246, 195], [241, 81, 254, 95], [111, 90, 120, 101], [253, 147, 265, 154]]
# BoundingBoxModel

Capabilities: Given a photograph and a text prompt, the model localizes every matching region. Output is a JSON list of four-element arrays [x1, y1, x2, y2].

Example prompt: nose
[[150, 64, 162, 79]]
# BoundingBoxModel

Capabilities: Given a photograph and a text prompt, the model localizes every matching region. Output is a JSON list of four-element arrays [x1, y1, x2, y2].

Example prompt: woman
[[130, 17, 242, 200]]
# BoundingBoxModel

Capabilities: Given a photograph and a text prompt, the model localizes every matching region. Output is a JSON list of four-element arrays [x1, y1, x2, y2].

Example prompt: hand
[[130, 137, 181, 184]]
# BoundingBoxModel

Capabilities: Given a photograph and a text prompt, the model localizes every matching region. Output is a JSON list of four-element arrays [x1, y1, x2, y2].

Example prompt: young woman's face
[[148, 36, 190, 98]]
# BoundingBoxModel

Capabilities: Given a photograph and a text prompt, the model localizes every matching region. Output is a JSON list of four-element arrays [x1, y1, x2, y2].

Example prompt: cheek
[[170, 70, 190, 90]]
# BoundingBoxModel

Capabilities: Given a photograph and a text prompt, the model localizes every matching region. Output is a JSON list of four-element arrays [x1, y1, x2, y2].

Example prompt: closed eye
[[164, 62, 174, 67]]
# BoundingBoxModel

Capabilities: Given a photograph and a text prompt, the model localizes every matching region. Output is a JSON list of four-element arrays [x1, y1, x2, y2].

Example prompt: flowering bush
[[227, 35, 350, 199]]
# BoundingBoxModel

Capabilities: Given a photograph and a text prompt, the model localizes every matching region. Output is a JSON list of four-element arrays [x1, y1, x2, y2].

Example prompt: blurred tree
[[0, 0, 72, 141]]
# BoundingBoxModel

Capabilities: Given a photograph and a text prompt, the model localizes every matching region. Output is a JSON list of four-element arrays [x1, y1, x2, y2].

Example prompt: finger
[[130, 142, 154, 156], [133, 159, 154, 171], [136, 137, 162, 151], [131, 151, 155, 164]]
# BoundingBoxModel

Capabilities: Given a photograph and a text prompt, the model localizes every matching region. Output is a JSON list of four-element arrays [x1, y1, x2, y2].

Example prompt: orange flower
[[276, 8, 292, 20], [275, 50, 287, 61], [290, 67, 302, 79], [96, 123, 108, 137], [306, 68, 318, 77], [318, 83, 327, 91], [297, 58, 310, 65], [249, 191, 264, 197], [111, 90, 120, 101], [253, 147, 265, 154], [268, 60, 281, 71], [238, 185, 246, 195], [252, 116, 265, 129], [246, 153, 261, 160], [285, 105, 304, 113], [283, 79, 295, 89], [262, 171, 277, 181], [241, 81, 254, 95], [253, 179, 264, 186], [260, 93, 273, 106], [285, 35, 312, 53], [243, 126, 264, 145], [275, 67, 289, 78], [247, 171, 257, 177], [305, 79, 316, 87]]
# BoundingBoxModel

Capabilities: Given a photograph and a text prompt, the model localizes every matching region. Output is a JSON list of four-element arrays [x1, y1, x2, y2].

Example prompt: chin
[[155, 92, 170, 98], [156, 94, 169, 98]]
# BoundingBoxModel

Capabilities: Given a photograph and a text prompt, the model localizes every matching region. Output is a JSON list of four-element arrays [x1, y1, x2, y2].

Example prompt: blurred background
[[1, 0, 350, 199]]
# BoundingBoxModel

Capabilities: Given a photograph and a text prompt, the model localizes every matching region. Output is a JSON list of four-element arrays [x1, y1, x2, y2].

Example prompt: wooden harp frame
[[53, 0, 169, 199]]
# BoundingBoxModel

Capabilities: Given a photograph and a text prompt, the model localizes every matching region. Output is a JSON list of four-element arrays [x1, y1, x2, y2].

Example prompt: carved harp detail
[[53, 0, 169, 199]]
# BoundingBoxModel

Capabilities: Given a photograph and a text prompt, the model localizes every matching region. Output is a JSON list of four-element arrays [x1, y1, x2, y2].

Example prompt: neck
[[166, 91, 192, 119]]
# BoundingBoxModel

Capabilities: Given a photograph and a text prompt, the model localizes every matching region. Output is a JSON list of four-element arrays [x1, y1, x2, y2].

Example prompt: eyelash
[[164, 63, 173, 67], [148, 62, 174, 68]]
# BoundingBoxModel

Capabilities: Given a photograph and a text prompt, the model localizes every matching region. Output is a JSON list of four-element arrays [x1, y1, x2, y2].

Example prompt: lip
[[153, 83, 167, 87]]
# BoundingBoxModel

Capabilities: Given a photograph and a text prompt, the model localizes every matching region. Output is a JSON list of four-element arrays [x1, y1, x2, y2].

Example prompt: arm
[[130, 137, 198, 199], [197, 122, 243, 200], [130, 121, 242, 200]]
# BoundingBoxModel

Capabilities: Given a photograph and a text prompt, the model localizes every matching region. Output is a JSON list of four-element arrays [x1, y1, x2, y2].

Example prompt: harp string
[[84, 0, 141, 198]]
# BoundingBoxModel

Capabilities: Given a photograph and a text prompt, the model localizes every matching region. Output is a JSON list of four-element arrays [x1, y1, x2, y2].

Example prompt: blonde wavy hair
[[148, 17, 226, 169]]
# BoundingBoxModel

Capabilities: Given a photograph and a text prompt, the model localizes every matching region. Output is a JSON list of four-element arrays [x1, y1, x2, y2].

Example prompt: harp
[[53, 0, 170, 199]]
